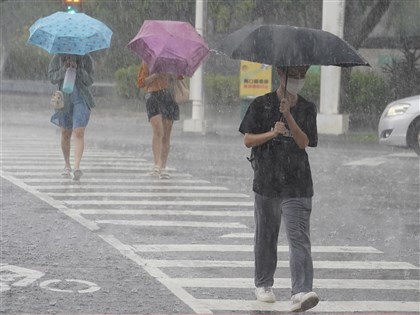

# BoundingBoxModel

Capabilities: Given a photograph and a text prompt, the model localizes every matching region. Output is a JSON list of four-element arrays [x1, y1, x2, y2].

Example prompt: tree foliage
[[1, 0, 418, 86]]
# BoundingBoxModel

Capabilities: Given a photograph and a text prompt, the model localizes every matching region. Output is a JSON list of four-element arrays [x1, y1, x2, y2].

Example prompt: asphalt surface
[[1, 92, 419, 314]]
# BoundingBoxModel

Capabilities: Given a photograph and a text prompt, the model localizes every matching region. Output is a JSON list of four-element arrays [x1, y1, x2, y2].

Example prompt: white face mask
[[286, 78, 305, 95]]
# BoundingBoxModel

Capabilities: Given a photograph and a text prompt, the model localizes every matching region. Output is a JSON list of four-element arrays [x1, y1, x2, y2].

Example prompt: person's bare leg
[[160, 118, 174, 170], [149, 115, 164, 169], [73, 127, 85, 170], [61, 128, 72, 169]]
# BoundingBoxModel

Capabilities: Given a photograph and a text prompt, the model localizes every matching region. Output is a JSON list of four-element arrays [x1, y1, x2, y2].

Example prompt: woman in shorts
[[48, 54, 95, 181], [137, 62, 179, 179]]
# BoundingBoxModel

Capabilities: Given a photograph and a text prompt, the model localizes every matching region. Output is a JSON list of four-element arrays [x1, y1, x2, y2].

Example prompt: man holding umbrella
[[239, 65, 319, 311], [221, 23, 369, 311]]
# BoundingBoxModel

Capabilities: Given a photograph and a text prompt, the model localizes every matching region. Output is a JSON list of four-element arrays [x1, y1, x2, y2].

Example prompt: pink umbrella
[[127, 20, 209, 77]]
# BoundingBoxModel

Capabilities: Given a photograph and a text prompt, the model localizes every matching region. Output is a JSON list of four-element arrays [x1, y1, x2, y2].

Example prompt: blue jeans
[[254, 193, 314, 295], [51, 87, 90, 129]]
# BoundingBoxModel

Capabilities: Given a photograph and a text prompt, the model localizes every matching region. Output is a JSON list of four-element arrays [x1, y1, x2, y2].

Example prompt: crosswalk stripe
[[0, 151, 141, 157], [4, 166, 164, 171], [68, 200, 254, 206], [221, 233, 254, 238], [20, 178, 209, 184], [1, 156, 147, 162], [10, 172, 192, 178], [1, 161, 152, 166], [194, 299, 420, 312], [47, 192, 249, 198], [96, 220, 247, 229], [77, 209, 253, 217], [133, 244, 382, 253], [144, 259, 418, 269], [162, 277, 420, 290], [34, 185, 228, 191]]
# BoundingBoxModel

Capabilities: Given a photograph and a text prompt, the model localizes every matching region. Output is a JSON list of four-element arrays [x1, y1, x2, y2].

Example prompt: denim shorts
[[51, 87, 91, 129], [145, 89, 179, 121]]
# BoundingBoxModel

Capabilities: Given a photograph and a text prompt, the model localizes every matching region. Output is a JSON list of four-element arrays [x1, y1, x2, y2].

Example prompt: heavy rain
[[1, 0, 419, 314]]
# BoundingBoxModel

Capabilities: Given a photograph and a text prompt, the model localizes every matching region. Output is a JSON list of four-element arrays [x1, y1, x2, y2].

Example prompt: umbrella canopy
[[127, 20, 209, 77], [27, 11, 113, 55], [218, 24, 370, 67]]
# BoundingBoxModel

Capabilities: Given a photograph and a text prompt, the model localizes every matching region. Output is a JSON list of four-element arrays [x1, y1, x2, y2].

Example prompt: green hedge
[[297, 71, 392, 130], [114, 65, 141, 99], [114, 67, 240, 109], [344, 71, 393, 130], [204, 74, 240, 108], [300, 72, 320, 109], [113, 65, 393, 131], [4, 31, 51, 80]]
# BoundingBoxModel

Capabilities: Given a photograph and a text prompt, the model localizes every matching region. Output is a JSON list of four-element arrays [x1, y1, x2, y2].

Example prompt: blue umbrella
[[27, 11, 112, 55]]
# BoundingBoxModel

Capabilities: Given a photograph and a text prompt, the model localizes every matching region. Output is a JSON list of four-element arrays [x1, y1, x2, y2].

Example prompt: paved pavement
[[1, 92, 419, 314]]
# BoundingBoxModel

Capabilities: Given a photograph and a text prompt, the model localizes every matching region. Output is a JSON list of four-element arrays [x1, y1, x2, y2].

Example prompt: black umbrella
[[217, 24, 370, 68]]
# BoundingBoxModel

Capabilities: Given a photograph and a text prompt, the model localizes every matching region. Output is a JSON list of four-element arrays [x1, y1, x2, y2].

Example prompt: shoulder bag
[[50, 90, 64, 109], [173, 79, 190, 104]]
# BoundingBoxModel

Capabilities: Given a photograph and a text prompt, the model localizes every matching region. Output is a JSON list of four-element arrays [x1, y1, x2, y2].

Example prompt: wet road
[[1, 93, 419, 314]]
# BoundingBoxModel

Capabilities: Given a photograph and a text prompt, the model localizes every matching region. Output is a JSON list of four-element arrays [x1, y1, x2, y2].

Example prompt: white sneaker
[[255, 287, 276, 303], [291, 291, 319, 312]]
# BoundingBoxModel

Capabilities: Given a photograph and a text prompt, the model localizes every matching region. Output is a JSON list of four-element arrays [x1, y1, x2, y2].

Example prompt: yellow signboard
[[239, 60, 272, 97]]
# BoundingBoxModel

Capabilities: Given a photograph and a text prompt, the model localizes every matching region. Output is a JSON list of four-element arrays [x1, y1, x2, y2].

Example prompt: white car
[[378, 95, 420, 155]]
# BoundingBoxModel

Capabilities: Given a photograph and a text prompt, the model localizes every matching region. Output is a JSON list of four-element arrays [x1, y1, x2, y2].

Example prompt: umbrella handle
[[280, 68, 289, 123]]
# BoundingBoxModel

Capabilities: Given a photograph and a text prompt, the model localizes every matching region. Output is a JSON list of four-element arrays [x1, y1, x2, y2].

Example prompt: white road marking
[[1, 156, 147, 162], [96, 220, 247, 229], [68, 200, 254, 206], [133, 244, 382, 253], [344, 156, 388, 166], [388, 152, 418, 158], [11, 172, 192, 178], [221, 233, 254, 238], [0, 264, 44, 288], [6, 167, 163, 172], [47, 192, 249, 198], [144, 259, 418, 270], [0, 151, 143, 158], [22, 178, 209, 184], [1, 160, 150, 165], [29, 185, 228, 191], [77, 209, 253, 217], [163, 277, 420, 290], [97, 235, 212, 314], [39, 279, 100, 293], [1, 171, 100, 231], [195, 299, 420, 312], [3, 165, 162, 171]]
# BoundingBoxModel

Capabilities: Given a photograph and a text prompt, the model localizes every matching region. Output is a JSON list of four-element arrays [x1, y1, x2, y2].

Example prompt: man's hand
[[272, 121, 288, 136], [279, 98, 291, 118]]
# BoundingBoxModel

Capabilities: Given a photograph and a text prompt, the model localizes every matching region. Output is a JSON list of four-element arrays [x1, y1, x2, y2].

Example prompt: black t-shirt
[[239, 91, 318, 197]]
